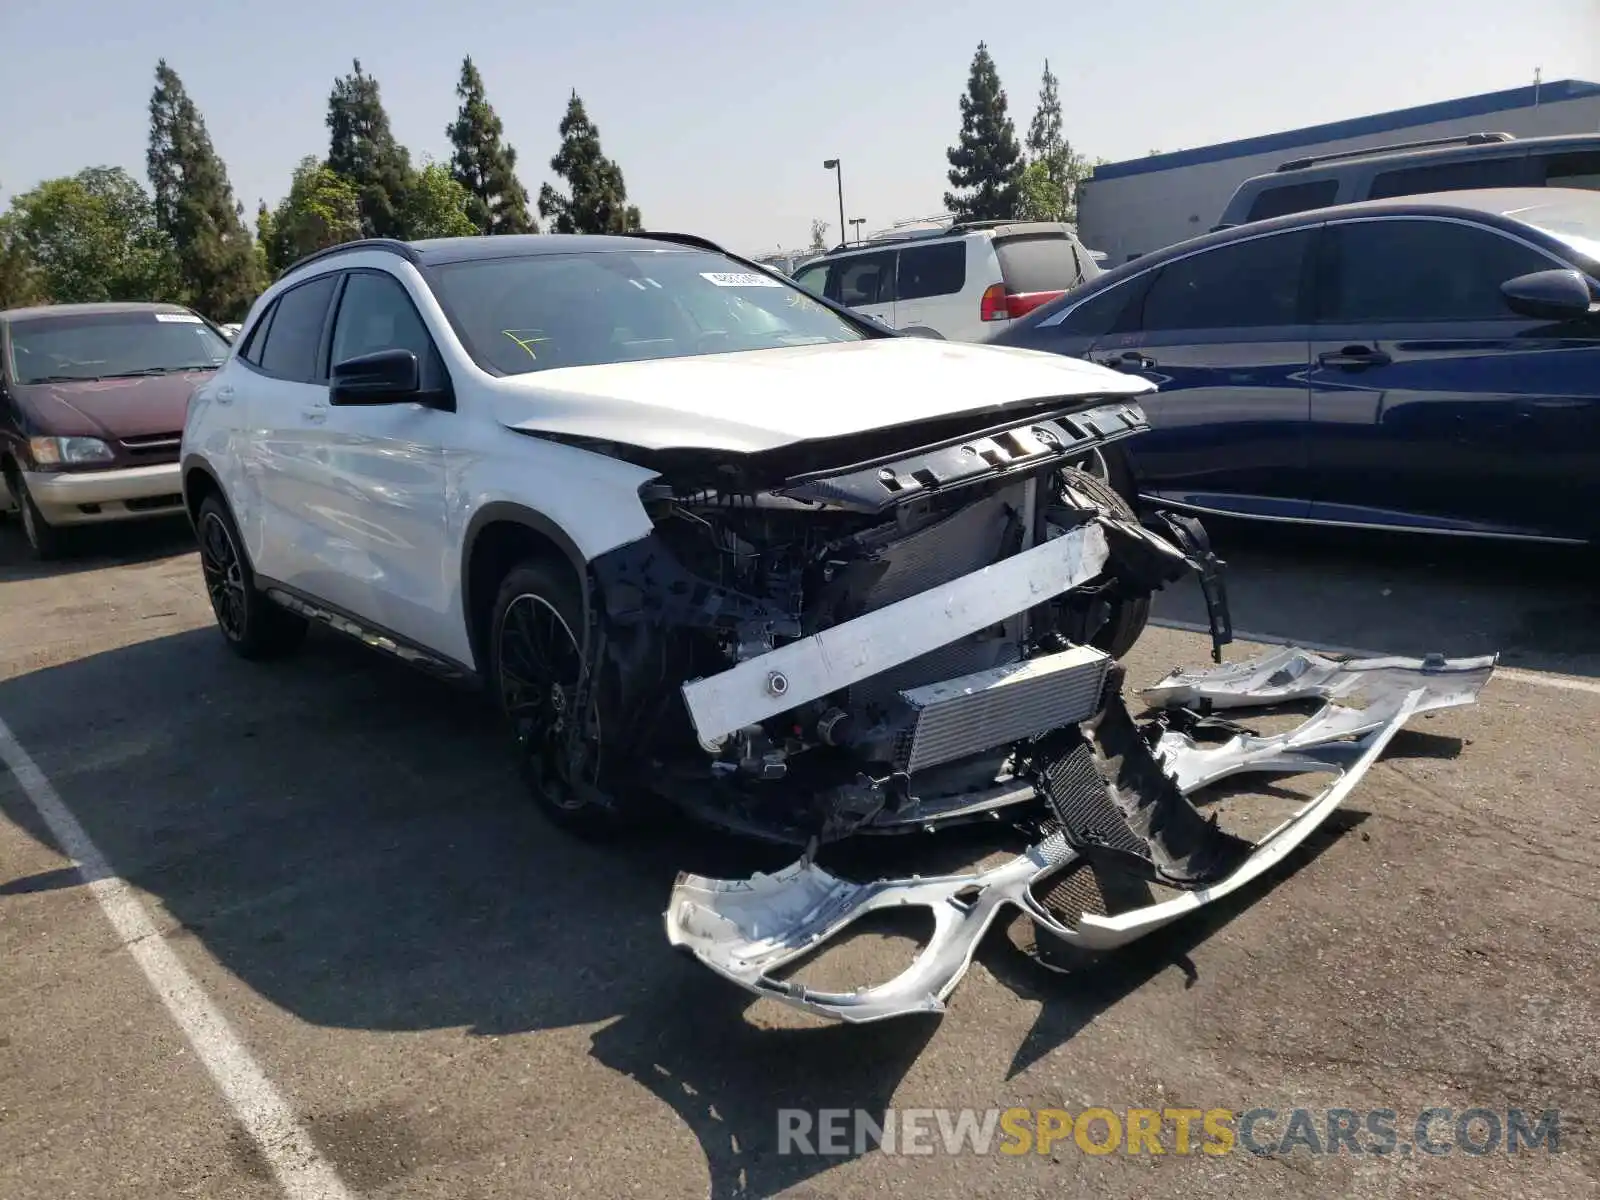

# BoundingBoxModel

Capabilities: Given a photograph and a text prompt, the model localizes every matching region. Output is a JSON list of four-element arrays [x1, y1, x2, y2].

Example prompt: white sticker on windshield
[[700, 271, 782, 288], [154, 312, 202, 323]]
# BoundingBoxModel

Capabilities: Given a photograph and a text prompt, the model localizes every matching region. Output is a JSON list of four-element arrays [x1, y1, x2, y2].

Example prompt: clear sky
[[3, 0, 1596, 256]]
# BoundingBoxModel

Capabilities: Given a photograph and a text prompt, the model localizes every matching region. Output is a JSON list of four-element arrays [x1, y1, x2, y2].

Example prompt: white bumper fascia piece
[[664, 648, 1497, 1024], [679, 521, 1110, 746]]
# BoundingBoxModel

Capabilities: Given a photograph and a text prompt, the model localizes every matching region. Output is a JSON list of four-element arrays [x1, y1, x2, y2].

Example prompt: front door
[[287, 269, 456, 651], [1306, 216, 1600, 540], [1101, 227, 1318, 518], [825, 250, 897, 329]]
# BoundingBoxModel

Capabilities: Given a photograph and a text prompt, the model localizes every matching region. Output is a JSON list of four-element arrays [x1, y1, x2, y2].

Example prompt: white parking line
[[0, 715, 354, 1200], [1151, 618, 1600, 697]]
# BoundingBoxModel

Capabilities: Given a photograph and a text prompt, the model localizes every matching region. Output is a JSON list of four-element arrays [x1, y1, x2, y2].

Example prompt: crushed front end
[[587, 396, 1229, 848], [574, 394, 1492, 1022]]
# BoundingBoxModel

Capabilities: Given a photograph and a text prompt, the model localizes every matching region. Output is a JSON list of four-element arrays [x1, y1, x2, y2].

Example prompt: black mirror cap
[[329, 348, 422, 405], [1500, 268, 1595, 322]]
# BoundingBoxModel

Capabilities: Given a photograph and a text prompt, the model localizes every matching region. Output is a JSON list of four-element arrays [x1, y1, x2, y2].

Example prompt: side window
[[255, 274, 338, 381], [896, 241, 966, 300], [238, 302, 276, 366], [1052, 278, 1147, 338], [827, 252, 896, 306], [1246, 180, 1338, 222], [1136, 230, 1313, 333], [1366, 155, 1530, 200], [329, 271, 435, 367], [1320, 218, 1554, 323], [1541, 150, 1600, 190]]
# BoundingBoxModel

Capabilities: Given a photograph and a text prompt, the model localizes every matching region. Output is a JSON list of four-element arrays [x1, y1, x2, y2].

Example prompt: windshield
[[1513, 195, 1600, 270], [423, 248, 868, 376], [9, 310, 230, 384]]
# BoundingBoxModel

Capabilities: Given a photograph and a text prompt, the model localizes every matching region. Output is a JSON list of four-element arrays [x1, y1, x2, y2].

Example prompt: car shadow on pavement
[[0, 513, 195, 581], [1151, 518, 1600, 679], [0, 624, 1433, 1199]]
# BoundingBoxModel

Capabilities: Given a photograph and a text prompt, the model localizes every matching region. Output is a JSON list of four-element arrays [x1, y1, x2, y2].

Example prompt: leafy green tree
[[1017, 60, 1087, 223], [447, 57, 535, 234], [405, 160, 477, 239], [146, 60, 262, 320], [5, 167, 179, 303], [253, 200, 274, 280], [264, 157, 363, 274], [326, 59, 416, 238], [537, 91, 642, 234], [943, 42, 1024, 222], [809, 218, 829, 250], [0, 209, 47, 309]]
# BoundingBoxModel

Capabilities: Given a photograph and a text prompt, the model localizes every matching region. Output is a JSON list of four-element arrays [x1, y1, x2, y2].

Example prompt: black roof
[[276, 231, 732, 280], [0, 300, 197, 323]]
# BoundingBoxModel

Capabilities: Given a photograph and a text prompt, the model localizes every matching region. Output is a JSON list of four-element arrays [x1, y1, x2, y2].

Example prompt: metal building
[[1077, 78, 1600, 266]]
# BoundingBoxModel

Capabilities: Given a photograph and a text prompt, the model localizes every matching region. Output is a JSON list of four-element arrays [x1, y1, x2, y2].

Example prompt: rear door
[[1105, 228, 1318, 516], [893, 240, 967, 338], [1307, 215, 1600, 539], [235, 271, 340, 581], [993, 231, 1090, 317]]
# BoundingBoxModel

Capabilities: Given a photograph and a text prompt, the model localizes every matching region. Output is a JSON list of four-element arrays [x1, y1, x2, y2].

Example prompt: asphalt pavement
[[1, 514, 1596, 1200]]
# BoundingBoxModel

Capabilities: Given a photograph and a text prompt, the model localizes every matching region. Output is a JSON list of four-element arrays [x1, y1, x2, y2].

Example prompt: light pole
[[823, 158, 845, 249], [849, 217, 865, 244]]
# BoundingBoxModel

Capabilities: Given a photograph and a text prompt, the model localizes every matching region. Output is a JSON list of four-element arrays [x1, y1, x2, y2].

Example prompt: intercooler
[[893, 644, 1111, 772]]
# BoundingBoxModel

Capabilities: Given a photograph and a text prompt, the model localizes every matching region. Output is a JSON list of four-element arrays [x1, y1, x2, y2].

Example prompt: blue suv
[[993, 187, 1600, 544]]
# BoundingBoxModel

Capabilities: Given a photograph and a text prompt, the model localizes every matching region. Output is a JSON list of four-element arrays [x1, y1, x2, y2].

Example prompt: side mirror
[[1500, 268, 1595, 321], [329, 348, 421, 405]]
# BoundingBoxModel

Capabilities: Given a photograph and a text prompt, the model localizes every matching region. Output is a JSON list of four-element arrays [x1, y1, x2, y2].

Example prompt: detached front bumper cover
[[664, 647, 1496, 1024]]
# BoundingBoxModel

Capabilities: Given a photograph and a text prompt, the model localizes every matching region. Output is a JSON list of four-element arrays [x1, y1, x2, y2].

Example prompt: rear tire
[[1059, 465, 1151, 659], [488, 558, 632, 840], [196, 494, 307, 659]]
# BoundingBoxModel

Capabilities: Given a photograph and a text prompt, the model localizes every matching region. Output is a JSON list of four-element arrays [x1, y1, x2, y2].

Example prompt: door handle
[[1099, 351, 1156, 371], [215, 386, 235, 405], [300, 407, 328, 424], [1318, 345, 1391, 369]]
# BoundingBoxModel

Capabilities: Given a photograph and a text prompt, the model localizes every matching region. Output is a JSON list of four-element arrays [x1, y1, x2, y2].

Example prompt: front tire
[[8, 469, 65, 560], [489, 558, 629, 839], [196, 495, 307, 659]]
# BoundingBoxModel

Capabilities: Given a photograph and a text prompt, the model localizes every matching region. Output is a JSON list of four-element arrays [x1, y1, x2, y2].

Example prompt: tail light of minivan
[[980, 283, 1067, 321]]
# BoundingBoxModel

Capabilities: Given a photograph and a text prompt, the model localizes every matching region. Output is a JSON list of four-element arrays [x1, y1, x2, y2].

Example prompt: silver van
[[1215, 131, 1600, 230]]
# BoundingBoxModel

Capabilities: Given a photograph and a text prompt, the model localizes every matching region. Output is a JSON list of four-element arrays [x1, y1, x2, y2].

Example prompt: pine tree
[[447, 57, 535, 234], [146, 60, 262, 319], [326, 59, 416, 239], [1018, 59, 1086, 223], [536, 91, 642, 235], [943, 42, 1024, 222]]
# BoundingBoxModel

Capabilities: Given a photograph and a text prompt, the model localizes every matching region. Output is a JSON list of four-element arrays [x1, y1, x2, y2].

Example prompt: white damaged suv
[[181, 231, 1226, 842]]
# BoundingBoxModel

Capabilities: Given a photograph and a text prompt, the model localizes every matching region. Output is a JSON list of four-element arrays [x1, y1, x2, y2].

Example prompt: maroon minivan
[[0, 301, 232, 558]]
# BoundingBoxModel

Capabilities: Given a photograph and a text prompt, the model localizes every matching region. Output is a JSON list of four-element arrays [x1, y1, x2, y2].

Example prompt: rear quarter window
[[993, 235, 1084, 294], [1246, 179, 1339, 222], [896, 241, 966, 300], [1367, 155, 1530, 200], [1541, 150, 1600, 190]]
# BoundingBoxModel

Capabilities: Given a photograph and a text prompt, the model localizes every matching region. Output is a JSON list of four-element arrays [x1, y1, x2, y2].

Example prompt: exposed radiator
[[894, 643, 1111, 773]]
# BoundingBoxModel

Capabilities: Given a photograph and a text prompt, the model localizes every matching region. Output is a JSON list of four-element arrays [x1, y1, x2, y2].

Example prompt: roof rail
[[619, 229, 729, 254], [1275, 131, 1516, 173], [275, 237, 419, 282]]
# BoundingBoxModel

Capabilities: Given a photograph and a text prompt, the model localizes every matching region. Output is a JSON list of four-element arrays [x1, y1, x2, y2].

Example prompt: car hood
[[490, 337, 1154, 453], [12, 371, 213, 440]]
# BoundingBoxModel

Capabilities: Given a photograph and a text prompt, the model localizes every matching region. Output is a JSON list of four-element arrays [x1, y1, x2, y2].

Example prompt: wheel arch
[[181, 455, 225, 530], [462, 503, 591, 676]]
